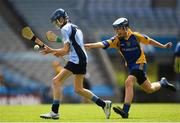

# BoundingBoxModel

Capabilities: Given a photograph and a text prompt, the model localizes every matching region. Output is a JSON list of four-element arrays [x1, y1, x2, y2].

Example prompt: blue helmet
[[50, 8, 68, 22], [112, 17, 129, 29]]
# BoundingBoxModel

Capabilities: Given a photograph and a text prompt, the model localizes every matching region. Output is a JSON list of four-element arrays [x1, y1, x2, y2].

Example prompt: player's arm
[[134, 32, 172, 48], [149, 39, 172, 49], [40, 42, 70, 56], [52, 43, 70, 57], [85, 37, 118, 50], [84, 42, 105, 50], [42, 27, 70, 56]]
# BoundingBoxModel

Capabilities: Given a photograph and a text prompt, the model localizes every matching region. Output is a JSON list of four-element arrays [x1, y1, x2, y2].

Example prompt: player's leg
[[140, 79, 161, 93], [141, 77, 176, 93], [113, 75, 135, 118], [124, 75, 136, 104], [40, 68, 72, 119], [73, 74, 112, 119], [51, 68, 72, 112], [74, 74, 93, 98]]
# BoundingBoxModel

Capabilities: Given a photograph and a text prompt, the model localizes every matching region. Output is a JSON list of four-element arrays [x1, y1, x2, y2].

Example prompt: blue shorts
[[129, 63, 147, 85]]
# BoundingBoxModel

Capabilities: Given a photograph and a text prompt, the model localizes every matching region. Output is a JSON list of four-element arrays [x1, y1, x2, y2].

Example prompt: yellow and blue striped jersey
[[102, 28, 152, 70]]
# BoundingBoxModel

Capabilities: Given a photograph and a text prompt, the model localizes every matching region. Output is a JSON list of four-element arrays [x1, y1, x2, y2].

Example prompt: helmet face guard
[[52, 20, 61, 29], [113, 24, 124, 29]]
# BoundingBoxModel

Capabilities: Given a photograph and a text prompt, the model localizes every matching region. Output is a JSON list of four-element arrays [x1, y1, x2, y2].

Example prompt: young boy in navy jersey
[[85, 17, 176, 118]]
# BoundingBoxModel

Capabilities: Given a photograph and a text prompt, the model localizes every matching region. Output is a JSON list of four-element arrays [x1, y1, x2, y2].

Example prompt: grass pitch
[[0, 103, 180, 122]]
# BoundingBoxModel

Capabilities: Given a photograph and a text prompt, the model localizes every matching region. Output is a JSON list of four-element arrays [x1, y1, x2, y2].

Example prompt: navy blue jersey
[[102, 28, 151, 72]]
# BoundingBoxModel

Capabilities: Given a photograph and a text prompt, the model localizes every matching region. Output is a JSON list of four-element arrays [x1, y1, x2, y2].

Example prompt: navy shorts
[[64, 61, 86, 74], [129, 63, 147, 85]]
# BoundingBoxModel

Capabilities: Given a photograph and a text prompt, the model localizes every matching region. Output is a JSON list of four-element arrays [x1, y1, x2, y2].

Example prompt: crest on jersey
[[126, 41, 131, 47]]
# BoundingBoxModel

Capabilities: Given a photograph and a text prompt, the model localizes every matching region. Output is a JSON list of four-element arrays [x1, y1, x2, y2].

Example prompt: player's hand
[[52, 51, 62, 57], [84, 44, 92, 50], [46, 31, 57, 42], [164, 42, 172, 48], [40, 45, 53, 55]]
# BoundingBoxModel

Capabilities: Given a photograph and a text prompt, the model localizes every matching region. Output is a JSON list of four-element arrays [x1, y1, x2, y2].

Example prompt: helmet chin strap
[[54, 19, 67, 29]]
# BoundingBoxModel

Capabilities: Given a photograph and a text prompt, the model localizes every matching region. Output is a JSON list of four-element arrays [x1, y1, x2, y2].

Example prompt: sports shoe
[[113, 106, 129, 118], [103, 100, 112, 119], [160, 77, 176, 91], [40, 111, 59, 119]]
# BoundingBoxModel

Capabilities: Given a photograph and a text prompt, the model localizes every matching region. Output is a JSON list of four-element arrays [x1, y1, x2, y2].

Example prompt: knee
[[125, 79, 133, 88], [74, 87, 83, 95], [52, 77, 61, 87]]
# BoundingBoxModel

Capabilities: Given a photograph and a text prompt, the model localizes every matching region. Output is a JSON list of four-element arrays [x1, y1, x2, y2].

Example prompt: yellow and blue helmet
[[50, 8, 68, 22], [112, 17, 129, 29]]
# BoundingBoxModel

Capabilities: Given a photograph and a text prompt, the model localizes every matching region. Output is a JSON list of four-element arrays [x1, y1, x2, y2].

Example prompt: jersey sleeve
[[134, 32, 151, 45], [61, 26, 71, 44], [102, 37, 119, 49]]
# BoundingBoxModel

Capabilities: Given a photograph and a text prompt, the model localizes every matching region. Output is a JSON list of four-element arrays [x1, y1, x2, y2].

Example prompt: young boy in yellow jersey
[[85, 17, 176, 118]]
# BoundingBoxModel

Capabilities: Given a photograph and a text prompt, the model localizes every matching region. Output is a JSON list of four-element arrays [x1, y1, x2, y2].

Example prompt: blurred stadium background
[[0, 0, 179, 105]]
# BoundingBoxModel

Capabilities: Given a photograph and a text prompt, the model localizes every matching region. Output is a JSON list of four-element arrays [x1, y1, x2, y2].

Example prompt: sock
[[91, 95, 106, 108], [51, 100, 60, 114], [123, 103, 130, 114]]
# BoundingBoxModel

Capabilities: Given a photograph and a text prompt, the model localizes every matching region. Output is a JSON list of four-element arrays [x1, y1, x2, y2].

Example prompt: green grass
[[0, 103, 180, 122]]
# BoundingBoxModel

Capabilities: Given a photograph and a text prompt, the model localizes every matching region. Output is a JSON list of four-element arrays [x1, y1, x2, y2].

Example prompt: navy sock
[[91, 96, 105, 108], [51, 100, 60, 114], [123, 103, 130, 113]]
